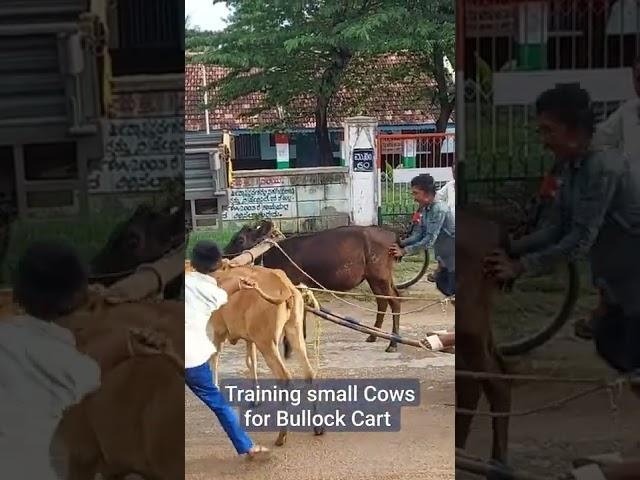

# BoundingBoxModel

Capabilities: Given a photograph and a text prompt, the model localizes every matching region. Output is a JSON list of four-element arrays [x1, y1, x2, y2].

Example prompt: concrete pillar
[[344, 116, 378, 226]]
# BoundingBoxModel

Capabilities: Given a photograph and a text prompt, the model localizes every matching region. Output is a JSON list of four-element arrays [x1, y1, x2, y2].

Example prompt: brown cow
[[456, 208, 512, 464], [89, 204, 185, 299], [224, 220, 404, 353], [210, 264, 323, 447]]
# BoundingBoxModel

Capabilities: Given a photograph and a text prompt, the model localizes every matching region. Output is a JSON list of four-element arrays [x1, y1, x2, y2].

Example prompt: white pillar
[[344, 116, 378, 226]]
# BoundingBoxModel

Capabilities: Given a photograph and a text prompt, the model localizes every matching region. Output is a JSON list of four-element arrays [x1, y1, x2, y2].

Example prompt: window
[[14, 142, 84, 218], [0, 146, 16, 212], [110, 0, 184, 75], [194, 198, 219, 215], [23, 143, 78, 181], [26, 190, 75, 209]]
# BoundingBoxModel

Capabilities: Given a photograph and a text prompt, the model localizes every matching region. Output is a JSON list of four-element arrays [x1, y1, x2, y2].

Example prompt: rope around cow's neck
[[263, 239, 451, 316]]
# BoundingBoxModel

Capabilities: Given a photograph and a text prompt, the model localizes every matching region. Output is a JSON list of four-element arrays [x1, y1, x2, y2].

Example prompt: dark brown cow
[[90, 204, 185, 299], [225, 220, 404, 353], [456, 208, 512, 464]]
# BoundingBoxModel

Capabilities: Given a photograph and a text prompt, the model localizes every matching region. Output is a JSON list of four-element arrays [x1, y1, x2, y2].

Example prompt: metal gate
[[376, 132, 455, 230], [461, 0, 640, 222]]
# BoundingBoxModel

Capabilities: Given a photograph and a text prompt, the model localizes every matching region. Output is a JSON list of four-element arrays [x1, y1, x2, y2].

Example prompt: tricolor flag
[[517, 1, 548, 70]]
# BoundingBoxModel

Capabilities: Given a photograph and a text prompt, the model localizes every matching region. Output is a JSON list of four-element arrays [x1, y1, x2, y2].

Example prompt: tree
[[187, 1, 455, 165], [187, 1, 410, 166], [371, 0, 455, 132]]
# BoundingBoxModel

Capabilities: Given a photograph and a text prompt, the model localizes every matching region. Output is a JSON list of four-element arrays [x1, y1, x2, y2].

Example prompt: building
[[1, 0, 184, 220], [185, 60, 454, 170], [461, 0, 639, 208], [184, 58, 455, 230]]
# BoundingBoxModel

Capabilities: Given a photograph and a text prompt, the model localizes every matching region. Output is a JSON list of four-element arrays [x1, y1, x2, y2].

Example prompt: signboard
[[393, 167, 453, 184], [493, 69, 634, 105], [223, 186, 297, 220], [352, 148, 375, 172], [88, 117, 184, 193], [466, 3, 515, 38]]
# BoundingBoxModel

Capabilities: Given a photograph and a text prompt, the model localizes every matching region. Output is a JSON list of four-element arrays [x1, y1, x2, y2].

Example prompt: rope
[[456, 374, 637, 418], [456, 370, 613, 385], [456, 384, 607, 418], [300, 285, 448, 302], [264, 239, 450, 315]]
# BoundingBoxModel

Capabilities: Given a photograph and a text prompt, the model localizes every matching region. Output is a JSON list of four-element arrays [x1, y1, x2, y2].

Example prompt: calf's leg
[[283, 316, 324, 436], [257, 340, 293, 447]]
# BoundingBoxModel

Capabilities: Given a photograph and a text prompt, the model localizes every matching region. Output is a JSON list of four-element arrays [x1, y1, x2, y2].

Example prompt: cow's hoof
[[275, 434, 287, 446], [385, 345, 398, 353], [314, 426, 325, 436], [365, 334, 377, 343]]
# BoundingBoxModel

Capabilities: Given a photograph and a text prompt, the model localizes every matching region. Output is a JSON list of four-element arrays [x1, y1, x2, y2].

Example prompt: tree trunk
[[431, 42, 455, 167], [432, 42, 454, 133], [315, 99, 334, 167], [314, 48, 352, 167]]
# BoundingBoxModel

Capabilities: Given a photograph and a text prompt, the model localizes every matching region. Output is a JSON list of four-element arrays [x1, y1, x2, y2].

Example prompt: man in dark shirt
[[485, 85, 640, 376]]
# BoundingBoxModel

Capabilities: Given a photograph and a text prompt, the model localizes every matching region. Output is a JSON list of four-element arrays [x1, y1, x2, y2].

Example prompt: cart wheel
[[393, 221, 431, 290], [495, 260, 579, 356]]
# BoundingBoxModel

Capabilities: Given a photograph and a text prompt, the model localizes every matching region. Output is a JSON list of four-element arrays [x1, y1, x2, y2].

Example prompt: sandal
[[246, 445, 271, 460]]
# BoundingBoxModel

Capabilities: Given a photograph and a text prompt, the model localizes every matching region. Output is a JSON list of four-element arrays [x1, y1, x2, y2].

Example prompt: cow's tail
[[283, 287, 307, 360]]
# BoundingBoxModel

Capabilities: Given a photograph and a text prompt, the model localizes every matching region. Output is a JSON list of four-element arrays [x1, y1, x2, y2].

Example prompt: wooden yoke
[[184, 239, 278, 273], [104, 245, 186, 303], [225, 240, 277, 268]]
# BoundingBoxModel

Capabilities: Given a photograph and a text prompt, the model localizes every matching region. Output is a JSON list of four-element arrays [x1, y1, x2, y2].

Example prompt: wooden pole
[[104, 246, 185, 302], [226, 240, 277, 267], [307, 307, 427, 349]]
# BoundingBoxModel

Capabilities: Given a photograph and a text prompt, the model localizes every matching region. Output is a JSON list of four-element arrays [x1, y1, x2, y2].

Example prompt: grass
[[2, 213, 128, 286], [492, 260, 598, 346], [187, 228, 236, 257]]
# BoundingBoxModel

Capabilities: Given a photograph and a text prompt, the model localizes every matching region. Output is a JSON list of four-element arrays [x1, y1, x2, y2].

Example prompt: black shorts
[[593, 305, 640, 373]]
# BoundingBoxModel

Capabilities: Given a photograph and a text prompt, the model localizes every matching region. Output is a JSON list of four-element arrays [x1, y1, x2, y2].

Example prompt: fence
[[376, 132, 455, 230], [461, 0, 639, 221]]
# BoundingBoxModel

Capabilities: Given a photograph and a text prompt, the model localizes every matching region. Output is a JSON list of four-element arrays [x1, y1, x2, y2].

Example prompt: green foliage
[[185, 0, 455, 140]]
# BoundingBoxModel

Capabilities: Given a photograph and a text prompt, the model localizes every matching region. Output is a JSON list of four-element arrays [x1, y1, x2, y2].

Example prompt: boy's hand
[[239, 277, 258, 290], [128, 327, 169, 356]]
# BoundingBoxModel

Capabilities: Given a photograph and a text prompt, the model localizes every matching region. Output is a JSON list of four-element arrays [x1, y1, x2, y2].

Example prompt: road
[[185, 284, 455, 480]]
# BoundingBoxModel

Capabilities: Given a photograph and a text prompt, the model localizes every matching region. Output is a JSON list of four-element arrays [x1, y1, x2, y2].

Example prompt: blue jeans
[[185, 362, 254, 455], [435, 267, 455, 297]]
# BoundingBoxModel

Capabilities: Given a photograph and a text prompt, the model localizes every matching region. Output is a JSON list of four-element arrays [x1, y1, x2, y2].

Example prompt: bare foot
[[246, 445, 271, 460]]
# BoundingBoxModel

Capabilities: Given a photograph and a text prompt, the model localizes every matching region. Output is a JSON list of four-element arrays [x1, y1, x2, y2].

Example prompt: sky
[[185, 0, 230, 32]]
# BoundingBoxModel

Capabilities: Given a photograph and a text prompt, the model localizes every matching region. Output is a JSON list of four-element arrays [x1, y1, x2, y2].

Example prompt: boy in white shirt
[[1, 242, 173, 479], [185, 240, 270, 459]]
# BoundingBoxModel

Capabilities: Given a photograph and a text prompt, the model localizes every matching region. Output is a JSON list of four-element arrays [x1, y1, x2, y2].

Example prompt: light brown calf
[[210, 264, 322, 446], [55, 298, 185, 480]]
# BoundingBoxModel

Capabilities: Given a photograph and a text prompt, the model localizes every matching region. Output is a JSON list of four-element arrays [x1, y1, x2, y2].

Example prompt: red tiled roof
[[185, 56, 440, 131]]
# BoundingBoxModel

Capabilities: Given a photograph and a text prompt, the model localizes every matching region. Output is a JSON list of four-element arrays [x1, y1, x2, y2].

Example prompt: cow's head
[[90, 204, 184, 281], [224, 219, 277, 256]]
